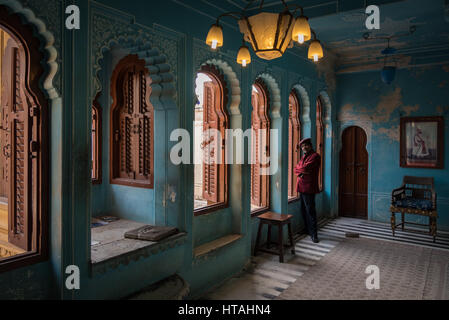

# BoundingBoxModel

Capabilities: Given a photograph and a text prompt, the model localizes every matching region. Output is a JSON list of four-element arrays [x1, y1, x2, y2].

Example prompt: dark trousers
[[300, 193, 318, 237]]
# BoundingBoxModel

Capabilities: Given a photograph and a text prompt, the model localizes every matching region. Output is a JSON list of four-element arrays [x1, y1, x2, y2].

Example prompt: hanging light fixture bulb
[[237, 42, 251, 67], [292, 11, 311, 45], [206, 23, 223, 50], [204, 1, 324, 62], [308, 30, 324, 62]]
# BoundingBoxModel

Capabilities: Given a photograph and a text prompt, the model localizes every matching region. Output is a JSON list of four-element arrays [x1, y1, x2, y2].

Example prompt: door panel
[[339, 126, 368, 219]]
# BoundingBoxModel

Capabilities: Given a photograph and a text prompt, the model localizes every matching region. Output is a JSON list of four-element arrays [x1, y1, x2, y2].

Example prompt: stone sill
[[194, 234, 243, 259], [90, 219, 187, 276]]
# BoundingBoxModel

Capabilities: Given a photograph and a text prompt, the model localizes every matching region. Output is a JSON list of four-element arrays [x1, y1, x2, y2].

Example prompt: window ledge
[[90, 219, 187, 276], [194, 234, 243, 259]]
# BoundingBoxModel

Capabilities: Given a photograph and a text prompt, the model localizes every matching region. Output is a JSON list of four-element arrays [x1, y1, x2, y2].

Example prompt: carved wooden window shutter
[[251, 81, 270, 211], [288, 92, 301, 199], [111, 55, 154, 189], [194, 65, 229, 215], [92, 95, 102, 184], [202, 81, 219, 203], [316, 97, 324, 192], [2, 38, 32, 251]]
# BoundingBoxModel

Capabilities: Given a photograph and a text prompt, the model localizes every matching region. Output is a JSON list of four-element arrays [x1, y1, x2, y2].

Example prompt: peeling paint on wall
[[317, 52, 337, 94], [436, 105, 449, 115], [402, 104, 419, 116], [377, 125, 399, 141]]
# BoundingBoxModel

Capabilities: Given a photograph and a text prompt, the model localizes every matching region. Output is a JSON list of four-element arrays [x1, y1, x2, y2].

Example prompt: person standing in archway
[[295, 138, 321, 243]]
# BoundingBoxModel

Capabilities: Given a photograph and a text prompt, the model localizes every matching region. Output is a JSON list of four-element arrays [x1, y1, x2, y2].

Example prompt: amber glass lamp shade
[[206, 24, 223, 50], [292, 16, 311, 44], [238, 12, 294, 60], [237, 44, 251, 67], [308, 39, 324, 62]]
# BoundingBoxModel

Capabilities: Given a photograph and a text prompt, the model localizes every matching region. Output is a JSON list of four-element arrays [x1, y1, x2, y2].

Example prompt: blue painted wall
[[336, 65, 449, 230], [0, 0, 334, 300]]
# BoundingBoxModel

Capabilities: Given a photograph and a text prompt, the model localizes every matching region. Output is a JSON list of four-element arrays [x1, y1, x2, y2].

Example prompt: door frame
[[336, 122, 372, 220]]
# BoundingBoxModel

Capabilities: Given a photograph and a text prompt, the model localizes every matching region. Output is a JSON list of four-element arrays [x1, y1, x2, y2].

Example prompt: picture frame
[[400, 117, 444, 169]]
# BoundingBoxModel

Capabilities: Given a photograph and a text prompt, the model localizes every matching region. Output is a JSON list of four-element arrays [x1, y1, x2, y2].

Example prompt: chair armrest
[[391, 186, 405, 203]]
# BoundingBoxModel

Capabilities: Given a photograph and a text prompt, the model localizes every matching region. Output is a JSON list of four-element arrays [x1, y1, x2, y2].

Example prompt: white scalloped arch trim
[[255, 73, 281, 119], [0, 0, 59, 100], [200, 58, 241, 116], [94, 36, 177, 110], [292, 84, 311, 124]]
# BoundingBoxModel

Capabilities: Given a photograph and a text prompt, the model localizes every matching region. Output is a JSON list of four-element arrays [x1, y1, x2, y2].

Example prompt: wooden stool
[[254, 212, 295, 263]]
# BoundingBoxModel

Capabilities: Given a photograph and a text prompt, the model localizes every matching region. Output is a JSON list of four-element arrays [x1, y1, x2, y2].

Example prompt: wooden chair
[[254, 212, 295, 263], [390, 176, 438, 242]]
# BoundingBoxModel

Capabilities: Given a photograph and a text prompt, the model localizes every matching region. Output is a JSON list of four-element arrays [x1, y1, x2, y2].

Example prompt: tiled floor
[[202, 221, 340, 300], [202, 217, 449, 300]]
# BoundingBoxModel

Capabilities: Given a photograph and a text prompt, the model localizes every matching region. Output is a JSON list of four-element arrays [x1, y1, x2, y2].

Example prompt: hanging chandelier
[[205, 0, 324, 67]]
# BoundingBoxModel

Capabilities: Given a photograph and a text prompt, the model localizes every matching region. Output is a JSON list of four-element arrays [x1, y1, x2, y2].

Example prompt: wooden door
[[339, 126, 368, 219]]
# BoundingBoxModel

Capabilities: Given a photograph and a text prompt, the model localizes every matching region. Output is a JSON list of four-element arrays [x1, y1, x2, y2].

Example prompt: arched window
[[288, 91, 301, 200], [194, 65, 229, 215], [110, 55, 154, 189], [0, 7, 48, 268], [92, 94, 102, 184], [251, 79, 270, 214], [316, 96, 324, 192]]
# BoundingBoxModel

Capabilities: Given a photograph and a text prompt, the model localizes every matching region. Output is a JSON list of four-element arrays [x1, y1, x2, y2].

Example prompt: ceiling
[[174, 0, 449, 73]]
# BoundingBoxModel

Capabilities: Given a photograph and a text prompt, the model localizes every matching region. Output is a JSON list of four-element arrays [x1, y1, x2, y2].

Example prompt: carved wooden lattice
[[288, 92, 301, 199], [2, 37, 32, 251], [202, 81, 218, 203], [92, 94, 102, 184], [197, 64, 229, 210], [110, 55, 154, 189], [316, 96, 324, 192], [251, 80, 270, 210]]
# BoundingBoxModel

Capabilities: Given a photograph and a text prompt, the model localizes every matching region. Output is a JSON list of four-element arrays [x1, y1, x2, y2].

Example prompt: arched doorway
[[339, 126, 368, 219]]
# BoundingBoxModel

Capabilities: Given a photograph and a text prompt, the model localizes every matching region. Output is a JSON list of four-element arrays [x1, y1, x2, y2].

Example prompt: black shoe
[[312, 235, 320, 243]]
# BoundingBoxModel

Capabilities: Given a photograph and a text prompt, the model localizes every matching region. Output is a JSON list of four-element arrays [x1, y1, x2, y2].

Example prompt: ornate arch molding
[[254, 73, 281, 119], [292, 84, 311, 124], [319, 90, 332, 123], [91, 11, 179, 110], [93, 36, 176, 111], [198, 58, 241, 116], [0, 0, 60, 100]]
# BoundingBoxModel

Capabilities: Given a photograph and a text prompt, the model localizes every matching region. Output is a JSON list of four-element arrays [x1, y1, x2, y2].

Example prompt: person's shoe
[[312, 235, 320, 243]]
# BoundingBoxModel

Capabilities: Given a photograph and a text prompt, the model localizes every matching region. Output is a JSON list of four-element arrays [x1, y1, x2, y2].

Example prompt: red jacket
[[295, 151, 321, 194]]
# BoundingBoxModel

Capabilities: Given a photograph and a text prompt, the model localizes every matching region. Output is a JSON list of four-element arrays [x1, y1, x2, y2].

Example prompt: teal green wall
[[336, 65, 449, 230], [0, 0, 334, 299]]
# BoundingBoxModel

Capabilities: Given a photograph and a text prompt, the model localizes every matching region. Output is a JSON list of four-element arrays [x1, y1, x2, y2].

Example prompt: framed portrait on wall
[[400, 117, 444, 169]]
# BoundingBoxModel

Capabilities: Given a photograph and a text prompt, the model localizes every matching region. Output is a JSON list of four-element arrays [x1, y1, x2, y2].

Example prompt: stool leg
[[430, 217, 437, 243], [401, 213, 405, 231], [254, 221, 263, 256], [288, 222, 295, 255], [267, 225, 272, 249], [278, 224, 284, 263], [391, 213, 396, 237]]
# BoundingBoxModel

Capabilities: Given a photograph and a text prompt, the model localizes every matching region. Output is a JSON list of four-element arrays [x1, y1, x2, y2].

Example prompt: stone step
[[128, 274, 189, 300]]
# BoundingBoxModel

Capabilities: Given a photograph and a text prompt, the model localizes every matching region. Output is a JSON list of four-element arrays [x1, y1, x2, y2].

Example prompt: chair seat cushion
[[393, 198, 433, 210]]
